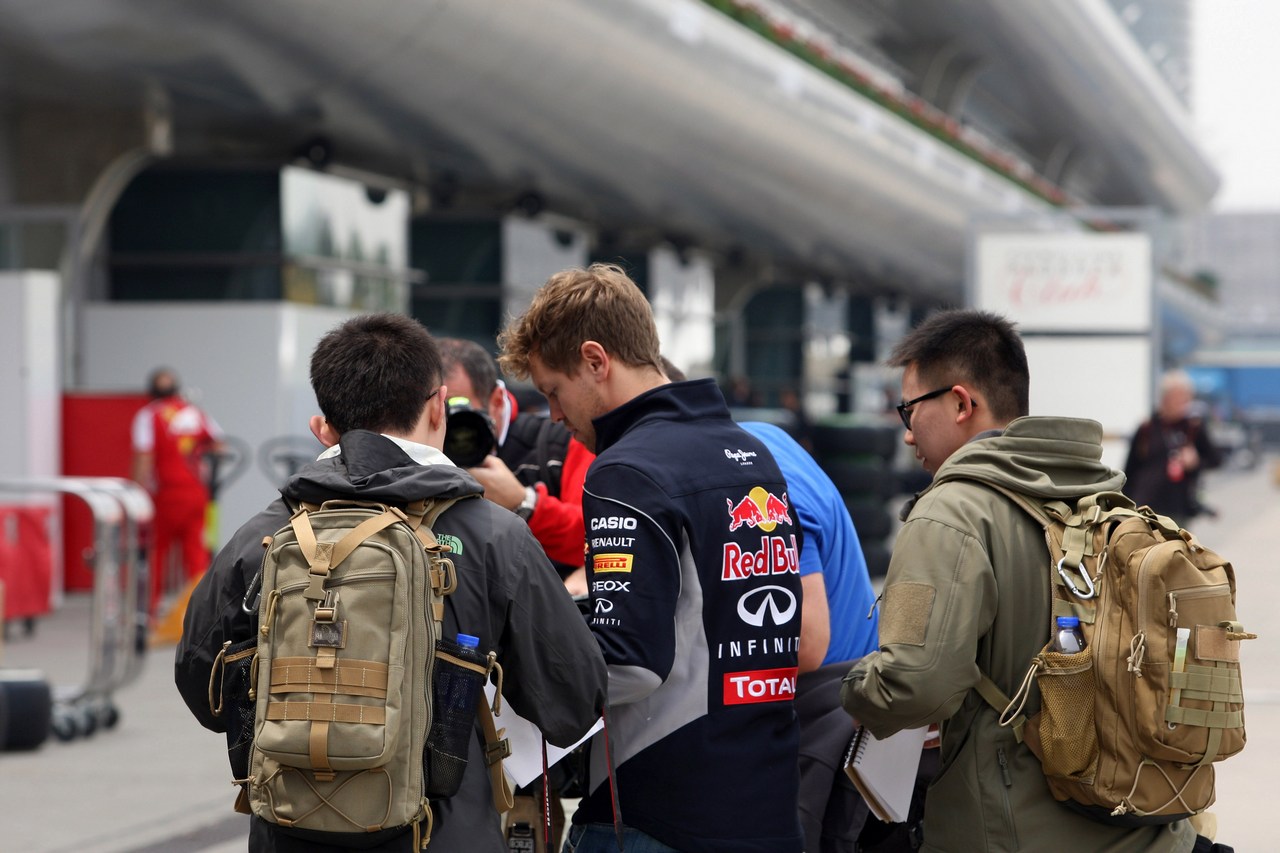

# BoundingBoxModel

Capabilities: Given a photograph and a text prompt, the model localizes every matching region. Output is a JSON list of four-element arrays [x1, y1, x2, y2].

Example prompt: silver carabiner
[[242, 569, 263, 614], [1057, 557, 1096, 600]]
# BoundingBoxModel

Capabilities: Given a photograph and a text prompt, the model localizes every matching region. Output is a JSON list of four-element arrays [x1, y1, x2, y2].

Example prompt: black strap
[[542, 737, 553, 852], [601, 705, 625, 851], [501, 414, 569, 497]]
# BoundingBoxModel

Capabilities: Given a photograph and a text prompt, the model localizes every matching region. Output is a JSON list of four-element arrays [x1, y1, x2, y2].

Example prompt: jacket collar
[[592, 378, 729, 454]]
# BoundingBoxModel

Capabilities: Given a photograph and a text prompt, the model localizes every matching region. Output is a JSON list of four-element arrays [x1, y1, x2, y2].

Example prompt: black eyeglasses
[[896, 386, 953, 430], [425, 388, 440, 403]]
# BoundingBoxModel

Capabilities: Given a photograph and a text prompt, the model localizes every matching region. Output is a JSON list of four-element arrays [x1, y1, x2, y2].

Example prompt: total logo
[[726, 487, 792, 532], [723, 666, 798, 705]]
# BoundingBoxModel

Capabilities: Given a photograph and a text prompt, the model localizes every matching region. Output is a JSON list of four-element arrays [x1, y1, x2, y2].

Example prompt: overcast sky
[[1193, 1, 1280, 211]]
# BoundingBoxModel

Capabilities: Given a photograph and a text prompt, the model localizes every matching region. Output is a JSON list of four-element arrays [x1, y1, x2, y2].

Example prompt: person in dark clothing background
[[1125, 369, 1221, 521]]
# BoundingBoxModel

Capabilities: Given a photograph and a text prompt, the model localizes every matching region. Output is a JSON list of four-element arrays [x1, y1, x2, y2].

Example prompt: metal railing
[[0, 477, 153, 740]]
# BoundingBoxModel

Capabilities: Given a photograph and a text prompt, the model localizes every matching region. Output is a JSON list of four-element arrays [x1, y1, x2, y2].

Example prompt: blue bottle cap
[[457, 633, 480, 648], [1056, 616, 1080, 628]]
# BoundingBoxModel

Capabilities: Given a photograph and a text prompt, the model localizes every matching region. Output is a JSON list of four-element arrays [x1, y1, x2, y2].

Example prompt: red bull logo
[[721, 534, 800, 581], [726, 487, 792, 532]]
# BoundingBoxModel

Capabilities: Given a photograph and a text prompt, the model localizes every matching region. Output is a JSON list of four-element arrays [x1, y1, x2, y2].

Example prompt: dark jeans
[[563, 823, 682, 853]]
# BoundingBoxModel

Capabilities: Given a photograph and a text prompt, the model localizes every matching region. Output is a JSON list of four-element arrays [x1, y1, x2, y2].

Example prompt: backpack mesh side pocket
[[1036, 648, 1098, 782], [211, 636, 259, 782], [424, 637, 488, 799]]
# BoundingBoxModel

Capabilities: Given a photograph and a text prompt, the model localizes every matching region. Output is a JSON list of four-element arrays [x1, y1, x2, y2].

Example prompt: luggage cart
[[0, 476, 153, 741], [88, 477, 154, 691]]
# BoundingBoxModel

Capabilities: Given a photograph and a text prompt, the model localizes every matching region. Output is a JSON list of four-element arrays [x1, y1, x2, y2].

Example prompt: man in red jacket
[[439, 338, 592, 593], [130, 367, 224, 614], [439, 338, 594, 848]]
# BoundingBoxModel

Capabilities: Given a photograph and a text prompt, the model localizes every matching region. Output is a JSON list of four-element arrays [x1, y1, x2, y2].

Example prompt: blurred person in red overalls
[[131, 368, 225, 615]]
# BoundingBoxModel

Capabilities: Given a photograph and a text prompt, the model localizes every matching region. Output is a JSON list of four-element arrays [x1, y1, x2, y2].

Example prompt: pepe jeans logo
[[724, 448, 758, 464]]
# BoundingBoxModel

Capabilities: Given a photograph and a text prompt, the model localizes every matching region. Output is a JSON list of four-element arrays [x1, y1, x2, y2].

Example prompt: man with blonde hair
[[500, 264, 805, 853]]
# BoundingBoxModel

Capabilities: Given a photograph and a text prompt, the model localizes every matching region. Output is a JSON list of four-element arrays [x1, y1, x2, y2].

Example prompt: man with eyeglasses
[[841, 309, 1195, 853]]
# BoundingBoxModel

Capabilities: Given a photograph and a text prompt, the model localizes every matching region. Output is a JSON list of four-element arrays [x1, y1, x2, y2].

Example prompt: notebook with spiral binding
[[842, 725, 928, 823]]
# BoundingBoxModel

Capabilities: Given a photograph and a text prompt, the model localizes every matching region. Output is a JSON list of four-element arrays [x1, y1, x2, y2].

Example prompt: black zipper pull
[[997, 747, 1013, 787]]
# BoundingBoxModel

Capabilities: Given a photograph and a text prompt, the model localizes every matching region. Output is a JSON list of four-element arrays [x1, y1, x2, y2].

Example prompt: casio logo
[[591, 516, 638, 531]]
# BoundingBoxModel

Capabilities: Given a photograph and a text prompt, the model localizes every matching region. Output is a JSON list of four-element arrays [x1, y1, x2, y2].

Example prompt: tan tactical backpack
[[975, 487, 1255, 825], [243, 496, 511, 848]]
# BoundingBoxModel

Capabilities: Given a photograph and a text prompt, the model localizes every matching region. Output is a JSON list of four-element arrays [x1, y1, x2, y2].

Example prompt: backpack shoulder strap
[[502, 415, 568, 496], [532, 417, 568, 497]]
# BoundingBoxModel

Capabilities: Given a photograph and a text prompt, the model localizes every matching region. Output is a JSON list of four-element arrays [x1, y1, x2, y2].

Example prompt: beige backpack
[[244, 497, 512, 848], [975, 487, 1255, 825]]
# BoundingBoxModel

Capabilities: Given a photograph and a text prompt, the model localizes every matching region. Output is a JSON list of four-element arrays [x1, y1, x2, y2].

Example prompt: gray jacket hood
[[930, 416, 1125, 502]]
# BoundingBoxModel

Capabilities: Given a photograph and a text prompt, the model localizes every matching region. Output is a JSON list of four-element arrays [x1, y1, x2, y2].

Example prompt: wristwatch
[[515, 485, 539, 521]]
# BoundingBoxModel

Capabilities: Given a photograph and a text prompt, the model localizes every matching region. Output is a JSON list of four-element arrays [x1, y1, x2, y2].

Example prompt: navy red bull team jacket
[[574, 378, 804, 853]]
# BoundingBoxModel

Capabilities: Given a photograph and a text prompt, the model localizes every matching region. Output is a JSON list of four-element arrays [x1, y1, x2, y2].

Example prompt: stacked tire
[[0, 669, 52, 751], [811, 418, 902, 578]]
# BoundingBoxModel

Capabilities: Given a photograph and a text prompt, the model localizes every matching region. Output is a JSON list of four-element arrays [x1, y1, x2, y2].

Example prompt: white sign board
[[1023, 336, 1151, 434], [974, 232, 1153, 333]]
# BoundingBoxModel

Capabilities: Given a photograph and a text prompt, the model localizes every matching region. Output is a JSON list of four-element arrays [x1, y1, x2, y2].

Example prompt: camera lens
[[444, 401, 496, 468]]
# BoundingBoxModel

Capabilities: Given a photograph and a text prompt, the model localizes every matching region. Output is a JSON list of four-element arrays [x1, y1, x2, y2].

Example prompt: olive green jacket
[[841, 417, 1193, 853]]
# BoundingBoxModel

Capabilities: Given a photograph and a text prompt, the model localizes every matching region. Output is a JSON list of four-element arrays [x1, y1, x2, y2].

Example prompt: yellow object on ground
[[150, 573, 203, 647]]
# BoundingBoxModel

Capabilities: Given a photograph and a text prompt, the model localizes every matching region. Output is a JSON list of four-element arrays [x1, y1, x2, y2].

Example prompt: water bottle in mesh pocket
[[424, 633, 488, 799], [210, 636, 259, 782]]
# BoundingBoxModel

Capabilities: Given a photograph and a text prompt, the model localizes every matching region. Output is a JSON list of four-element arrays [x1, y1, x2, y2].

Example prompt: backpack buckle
[[314, 589, 340, 623]]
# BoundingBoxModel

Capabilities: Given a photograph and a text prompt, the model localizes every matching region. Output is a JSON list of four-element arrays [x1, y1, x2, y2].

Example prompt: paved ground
[[1, 455, 1276, 852]]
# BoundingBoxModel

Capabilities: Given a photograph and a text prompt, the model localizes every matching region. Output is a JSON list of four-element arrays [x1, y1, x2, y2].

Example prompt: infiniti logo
[[737, 585, 797, 627], [595, 598, 615, 614]]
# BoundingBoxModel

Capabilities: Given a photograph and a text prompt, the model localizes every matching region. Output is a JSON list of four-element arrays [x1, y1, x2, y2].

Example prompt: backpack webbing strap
[[479, 692, 514, 813], [291, 507, 404, 601], [402, 495, 469, 534]]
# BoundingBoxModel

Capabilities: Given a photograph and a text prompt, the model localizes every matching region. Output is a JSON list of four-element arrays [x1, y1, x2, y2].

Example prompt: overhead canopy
[[0, 0, 1218, 304]]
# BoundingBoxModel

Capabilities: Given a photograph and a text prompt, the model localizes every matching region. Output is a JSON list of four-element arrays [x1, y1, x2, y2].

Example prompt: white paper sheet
[[485, 683, 603, 788]]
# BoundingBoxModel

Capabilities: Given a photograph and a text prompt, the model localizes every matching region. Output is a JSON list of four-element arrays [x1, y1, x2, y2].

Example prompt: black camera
[[443, 397, 496, 468]]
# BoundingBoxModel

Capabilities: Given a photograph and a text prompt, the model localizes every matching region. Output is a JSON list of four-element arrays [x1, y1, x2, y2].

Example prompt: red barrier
[[61, 394, 147, 591]]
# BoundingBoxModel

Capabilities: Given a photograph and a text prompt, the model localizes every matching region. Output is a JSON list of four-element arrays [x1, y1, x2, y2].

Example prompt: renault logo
[[737, 585, 797, 627]]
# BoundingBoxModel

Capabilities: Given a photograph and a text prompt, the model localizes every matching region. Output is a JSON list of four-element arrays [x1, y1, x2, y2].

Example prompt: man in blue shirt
[[741, 420, 880, 853]]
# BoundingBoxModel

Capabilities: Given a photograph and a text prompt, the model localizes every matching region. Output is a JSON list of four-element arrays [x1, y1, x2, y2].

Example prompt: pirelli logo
[[593, 553, 633, 574]]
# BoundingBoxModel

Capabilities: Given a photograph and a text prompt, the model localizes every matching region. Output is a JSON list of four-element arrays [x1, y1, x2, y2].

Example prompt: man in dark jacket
[[1124, 369, 1221, 521], [500, 264, 804, 853], [174, 313, 607, 853]]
